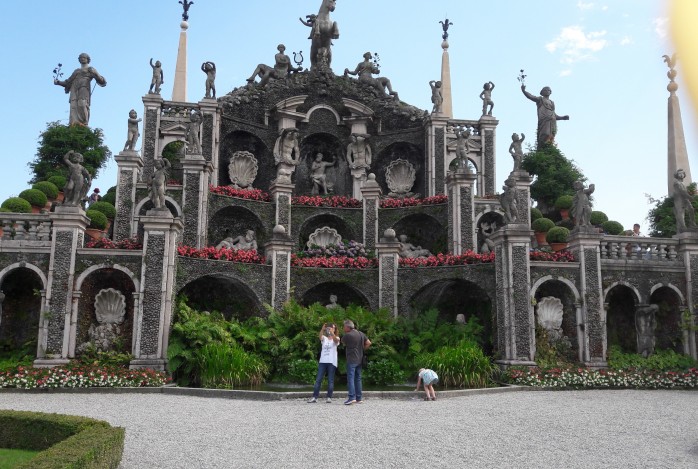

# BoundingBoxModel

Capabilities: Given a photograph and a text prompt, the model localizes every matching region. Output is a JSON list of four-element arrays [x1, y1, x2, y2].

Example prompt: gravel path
[[1, 390, 696, 468]]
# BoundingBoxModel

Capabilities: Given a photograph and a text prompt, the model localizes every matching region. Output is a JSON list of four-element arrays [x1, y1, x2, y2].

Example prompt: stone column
[[425, 115, 450, 196], [479, 117, 498, 196], [35, 206, 89, 367], [198, 98, 221, 186], [131, 210, 183, 370], [181, 154, 212, 248], [491, 226, 536, 366], [270, 181, 294, 237], [677, 231, 698, 358], [265, 225, 294, 311], [568, 229, 606, 366], [510, 170, 532, 225], [446, 171, 476, 254], [361, 173, 382, 251], [113, 150, 144, 241], [376, 229, 401, 317], [141, 93, 164, 183]]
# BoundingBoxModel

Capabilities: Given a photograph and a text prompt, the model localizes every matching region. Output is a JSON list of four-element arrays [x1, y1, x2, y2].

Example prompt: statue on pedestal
[[149, 59, 164, 94], [311, 153, 336, 195], [500, 177, 518, 224], [186, 112, 202, 154], [346, 134, 372, 170], [62, 150, 91, 207], [480, 81, 495, 116], [300, 0, 339, 72], [430, 80, 443, 114], [454, 127, 473, 173], [344, 52, 398, 100], [572, 180, 595, 227], [123, 110, 142, 152], [246, 44, 301, 87], [273, 128, 301, 183], [201, 61, 216, 98], [673, 169, 697, 232], [150, 158, 171, 210], [508, 133, 525, 172], [54, 53, 107, 126], [521, 84, 569, 148]]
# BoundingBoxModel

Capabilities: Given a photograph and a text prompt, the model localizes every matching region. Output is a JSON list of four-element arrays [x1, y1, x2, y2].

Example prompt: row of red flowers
[[529, 250, 576, 262], [177, 245, 266, 264], [85, 237, 143, 250], [292, 195, 361, 208], [209, 185, 271, 201], [398, 251, 495, 267], [291, 254, 378, 269], [0, 364, 169, 389], [380, 194, 448, 208]]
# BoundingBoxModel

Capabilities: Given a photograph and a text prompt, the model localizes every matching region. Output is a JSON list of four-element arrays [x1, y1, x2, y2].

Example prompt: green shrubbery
[[32, 181, 59, 200], [86, 209, 108, 230], [546, 226, 570, 243], [607, 345, 697, 371], [90, 201, 117, 219], [602, 220, 624, 235], [532, 217, 555, 233], [47, 175, 67, 191], [1, 197, 32, 213], [19, 189, 48, 208], [417, 340, 497, 388]]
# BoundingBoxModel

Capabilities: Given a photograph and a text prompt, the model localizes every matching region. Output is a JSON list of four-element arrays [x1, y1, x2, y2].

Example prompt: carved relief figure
[[311, 153, 336, 195], [500, 177, 518, 224], [123, 110, 142, 152], [273, 128, 301, 183], [62, 150, 91, 206], [635, 304, 658, 358], [521, 84, 569, 148], [150, 158, 171, 210], [508, 133, 525, 172], [398, 234, 432, 258], [572, 180, 595, 227], [346, 134, 372, 170], [149, 58, 164, 94], [479, 221, 497, 253], [246, 44, 301, 87], [325, 294, 339, 309], [201, 61, 216, 98], [54, 53, 107, 126], [216, 230, 258, 251], [479, 81, 495, 116], [344, 52, 398, 100], [300, 0, 340, 72], [673, 169, 697, 232], [186, 112, 202, 154], [430, 80, 443, 113]]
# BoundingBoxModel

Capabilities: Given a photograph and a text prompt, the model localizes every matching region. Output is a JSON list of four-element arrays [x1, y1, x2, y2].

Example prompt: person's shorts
[[424, 376, 438, 386]]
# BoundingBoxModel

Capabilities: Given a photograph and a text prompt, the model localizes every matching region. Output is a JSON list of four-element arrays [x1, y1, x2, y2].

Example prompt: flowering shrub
[[291, 195, 361, 208], [298, 240, 370, 259], [503, 366, 698, 389], [291, 255, 378, 269], [177, 245, 265, 264], [209, 185, 270, 202], [167, 179, 182, 186], [85, 237, 143, 250], [479, 193, 500, 200], [380, 194, 448, 208], [529, 250, 576, 262], [0, 364, 169, 389], [399, 251, 495, 267]]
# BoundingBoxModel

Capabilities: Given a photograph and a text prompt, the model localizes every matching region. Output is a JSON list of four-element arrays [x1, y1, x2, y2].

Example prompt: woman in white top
[[308, 322, 340, 403]]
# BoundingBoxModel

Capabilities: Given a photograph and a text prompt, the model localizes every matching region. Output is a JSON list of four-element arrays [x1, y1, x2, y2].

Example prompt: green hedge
[[32, 181, 60, 200], [86, 209, 108, 230], [1, 197, 32, 213], [89, 201, 117, 219], [47, 175, 67, 191], [0, 410, 124, 468]]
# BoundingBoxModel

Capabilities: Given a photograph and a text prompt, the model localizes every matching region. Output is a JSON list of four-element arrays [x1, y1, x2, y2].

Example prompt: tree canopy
[[646, 184, 698, 237]]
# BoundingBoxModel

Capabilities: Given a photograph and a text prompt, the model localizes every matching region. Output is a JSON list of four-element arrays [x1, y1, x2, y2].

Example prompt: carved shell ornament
[[94, 288, 127, 325], [536, 296, 563, 331], [307, 226, 343, 248], [385, 159, 416, 195], [228, 151, 258, 189]]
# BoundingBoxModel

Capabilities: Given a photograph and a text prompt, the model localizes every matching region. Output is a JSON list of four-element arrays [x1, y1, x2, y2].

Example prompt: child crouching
[[415, 368, 439, 401]]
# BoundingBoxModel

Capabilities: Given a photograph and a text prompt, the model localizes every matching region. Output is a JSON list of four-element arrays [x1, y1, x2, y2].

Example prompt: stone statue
[[572, 181, 595, 227], [635, 304, 658, 358], [216, 230, 258, 251], [150, 158, 171, 210], [300, 0, 339, 72], [455, 313, 466, 324], [480, 81, 495, 116], [149, 58, 164, 94], [186, 112, 202, 154], [54, 53, 107, 126], [430, 80, 443, 114], [521, 84, 569, 148], [325, 294, 339, 309], [344, 52, 398, 100], [273, 128, 301, 183], [311, 153, 336, 195], [179, 0, 194, 21], [454, 127, 473, 173], [398, 234, 432, 258], [673, 169, 697, 232], [500, 177, 518, 224], [123, 110, 142, 152], [246, 44, 301, 87], [346, 134, 372, 170], [201, 61, 216, 99], [508, 133, 525, 172], [62, 150, 91, 206], [479, 221, 497, 254]]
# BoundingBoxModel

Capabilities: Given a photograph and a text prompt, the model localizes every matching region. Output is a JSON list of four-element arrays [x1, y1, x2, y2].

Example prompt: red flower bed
[[177, 245, 265, 264], [291, 195, 361, 208], [399, 251, 495, 267], [167, 179, 182, 186], [291, 254, 378, 269], [85, 237, 143, 250], [529, 250, 576, 262], [209, 185, 271, 202], [380, 194, 448, 208]]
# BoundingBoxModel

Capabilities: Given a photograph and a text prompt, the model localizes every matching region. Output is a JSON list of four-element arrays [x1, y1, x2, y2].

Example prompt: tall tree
[[645, 184, 698, 237]]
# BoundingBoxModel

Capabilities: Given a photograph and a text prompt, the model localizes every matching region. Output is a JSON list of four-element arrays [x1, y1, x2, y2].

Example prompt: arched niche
[[300, 282, 370, 309], [298, 214, 357, 249], [374, 142, 424, 197], [0, 267, 44, 355], [294, 132, 351, 196], [208, 206, 267, 252], [219, 131, 271, 190], [392, 213, 446, 255], [605, 284, 639, 353], [532, 279, 580, 362], [476, 211, 504, 254], [650, 286, 684, 353], [178, 275, 264, 320], [161, 140, 186, 184]]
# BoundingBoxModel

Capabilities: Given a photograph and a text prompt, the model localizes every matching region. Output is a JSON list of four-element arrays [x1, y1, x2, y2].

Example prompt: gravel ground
[[1, 389, 697, 468]]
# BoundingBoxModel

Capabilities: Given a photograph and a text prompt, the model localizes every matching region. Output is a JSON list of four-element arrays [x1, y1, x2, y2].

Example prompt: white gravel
[[1, 389, 696, 468]]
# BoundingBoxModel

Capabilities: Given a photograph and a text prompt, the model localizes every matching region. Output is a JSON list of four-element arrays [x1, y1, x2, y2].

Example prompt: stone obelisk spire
[[172, 1, 193, 102], [439, 18, 454, 119], [665, 53, 692, 196]]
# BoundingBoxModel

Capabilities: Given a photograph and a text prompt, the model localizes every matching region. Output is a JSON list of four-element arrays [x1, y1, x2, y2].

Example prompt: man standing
[[340, 320, 371, 405]]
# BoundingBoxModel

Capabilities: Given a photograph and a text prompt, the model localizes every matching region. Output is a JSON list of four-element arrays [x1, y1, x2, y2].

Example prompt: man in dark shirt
[[340, 319, 371, 405]]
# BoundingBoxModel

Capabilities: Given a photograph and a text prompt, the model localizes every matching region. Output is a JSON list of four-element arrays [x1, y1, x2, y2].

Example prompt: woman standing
[[308, 323, 340, 403]]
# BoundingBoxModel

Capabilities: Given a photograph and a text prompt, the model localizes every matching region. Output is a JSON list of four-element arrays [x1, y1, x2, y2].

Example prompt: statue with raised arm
[[521, 84, 569, 148], [311, 153, 336, 195], [150, 158, 171, 210], [54, 53, 107, 126], [149, 58, 163, 94], [344, 52, 398, 100], [62, 150, 91, 206], [201, 61, 216, 98], [123, 110, 142, 152], [273, 128, 301, 183], [480, 81, 495, 116], [186, 112, 202, 154], [246, 44, 302, 87], [346, 134, 372, 170], [179, 0, 193, 21], [673, 169, 697, 232], [509, 133, 525, 172], [500, 177, 518, 224], [300, 0, 339, 72], [453, 127, 473, 173], [572, 180, 595, 227], [430, 80, 443, 114]]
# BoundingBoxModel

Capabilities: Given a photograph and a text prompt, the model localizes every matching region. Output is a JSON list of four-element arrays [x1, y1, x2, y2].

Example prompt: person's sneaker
[[325, 398, 332, 403], [343, 399, 357, 405], [356, 400, 363, 404], [424, 397, 430, 401], [307, 397, 317, 403]]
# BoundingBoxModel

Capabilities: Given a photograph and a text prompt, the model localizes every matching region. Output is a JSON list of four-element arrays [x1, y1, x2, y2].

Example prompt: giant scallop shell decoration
[[94, 288, 127, 325], [385, 159, 416, 195], [536, 296, 564, 332], [228, 151, 258, 189], [307, 226, 343, 248]]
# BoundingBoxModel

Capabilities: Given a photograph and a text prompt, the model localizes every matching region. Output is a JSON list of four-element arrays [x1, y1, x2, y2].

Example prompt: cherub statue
[[62, 150, 91, 206], [480, 81, 495, 116], [325, 294, 339, 309], [149, 58, 164, 94], [430, 80, 443, 114], [344, 52, 398, 100], [273, 128, 301, 183], [479, 221, 497, 254], [150, 158, 171, 210], [186, 112, 202, 154], [500, 177, 518, 224], [123, 110, 142, 152], [508, 133, 525, 172], [572, 180, 595, 227], [201, 61, 216, 99], [453, 127, 473, 173]]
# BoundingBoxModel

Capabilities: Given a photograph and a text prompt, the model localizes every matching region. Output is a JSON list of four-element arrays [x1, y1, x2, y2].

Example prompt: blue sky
[[0, 0, 694, 234]]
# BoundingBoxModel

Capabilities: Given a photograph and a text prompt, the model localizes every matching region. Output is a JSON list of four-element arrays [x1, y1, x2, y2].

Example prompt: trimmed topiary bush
[[554, 194, 573, 210], [1, 197, 32, 213], [90, 201, 116, 219], [602, 220, 624, 235], [590, 210, 609, 226], [530, 207, 543, 222], [546, 226, 570, 243], [18, 189, 47, 208], [32, 181, 59, 200], [47, 175, 67, 191], [101, 186, 117, 206], [532, 217, 555, 233], [86, 209, 108, 230]]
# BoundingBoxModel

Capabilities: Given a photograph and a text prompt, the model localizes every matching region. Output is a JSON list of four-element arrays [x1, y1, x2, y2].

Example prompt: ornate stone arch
[[304, 104, 342, 125], [649, 282, 686, 305], [603, 281, 642, 305], [75, 264, 140, 292], [0, 262, 48, 290]]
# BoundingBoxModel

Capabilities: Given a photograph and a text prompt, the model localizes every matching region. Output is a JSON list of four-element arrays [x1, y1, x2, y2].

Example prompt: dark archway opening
[[300, 282, 369, 309], [0, 268, 43, 357], [179, 275, 264, 320], [606, 285, 637, 353], [650, 287, 683, 353]]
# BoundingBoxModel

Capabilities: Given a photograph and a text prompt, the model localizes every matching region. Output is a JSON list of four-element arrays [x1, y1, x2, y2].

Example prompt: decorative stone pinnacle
[[439, 17, 453, 41], [663, 53, 678, 93], [179, 0, 194, 22]]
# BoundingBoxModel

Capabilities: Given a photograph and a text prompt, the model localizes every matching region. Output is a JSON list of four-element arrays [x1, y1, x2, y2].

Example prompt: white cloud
[[545, 26, 608, 64], [653, 17, 668, 39], [620, 36, 633, 46], [559, 70, 573, 77], [601, 5, 608, 11], [577, 1, 594, 10]]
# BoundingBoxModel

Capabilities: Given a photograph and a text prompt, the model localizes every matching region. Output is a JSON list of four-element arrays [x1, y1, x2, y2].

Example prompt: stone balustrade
[[1, 213, 52, 241], [161, 101, 199, 119], [599, 235, 678, 262]]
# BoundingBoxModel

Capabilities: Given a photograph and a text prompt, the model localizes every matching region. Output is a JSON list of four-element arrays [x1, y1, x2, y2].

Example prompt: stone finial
[[663, 53, 678, 94], [383, 228, 396, 240], [179, 0, 194, 22], [273, 225, 286, 235]]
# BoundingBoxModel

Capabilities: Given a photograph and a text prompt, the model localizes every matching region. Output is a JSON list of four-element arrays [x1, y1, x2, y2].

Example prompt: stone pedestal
[[376, 229, 401, 317], [270, 181, 294, 237], [677, 230, 698, 358], [568, 230, 606, 366], [181, 153, 212, 248], [131, 213, 183, 371], [141, 93, 164, 183], [425, 115, 450, 196], [446, 171, 476, 254], [265, 226, 294, 311], [35, 207, 89, 366], [197, 98, 221, 185], [114, 150, 144, 241], [361, 174, 382, 251], [351, 168, 368, 201], [479, 116, 498, 196], [491, 226, 536, 366], [510, 170, 532, 225]]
